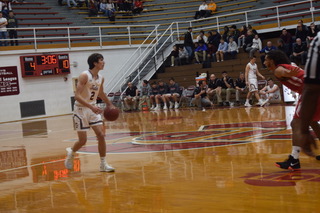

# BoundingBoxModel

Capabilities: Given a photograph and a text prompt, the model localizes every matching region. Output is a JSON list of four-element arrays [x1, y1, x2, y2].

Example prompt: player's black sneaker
[[275, 155, 301, 170]]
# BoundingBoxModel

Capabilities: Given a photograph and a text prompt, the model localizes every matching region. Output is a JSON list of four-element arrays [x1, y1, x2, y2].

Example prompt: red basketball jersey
[[276, 64, 304, 94]]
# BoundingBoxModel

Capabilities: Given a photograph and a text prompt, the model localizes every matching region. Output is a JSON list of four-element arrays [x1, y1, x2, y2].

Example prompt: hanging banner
[[0, 66, 20, 96]]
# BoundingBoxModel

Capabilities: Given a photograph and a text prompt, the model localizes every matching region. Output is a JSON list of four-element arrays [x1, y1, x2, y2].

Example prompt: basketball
[[103, 107, 120, 121]]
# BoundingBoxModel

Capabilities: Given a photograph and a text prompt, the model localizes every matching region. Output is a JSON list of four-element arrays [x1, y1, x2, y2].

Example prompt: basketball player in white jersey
[[244, 56, 265, 107], [65, 53, 115, 172], [259, 78, 281, 106]]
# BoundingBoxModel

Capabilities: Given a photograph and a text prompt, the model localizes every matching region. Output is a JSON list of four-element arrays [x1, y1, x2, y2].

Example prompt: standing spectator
[[280, 28, 293, 53], [0, 0, 11, 17], [194, 1, 209, 19], [165, 78, 180, 109], [0, 11, 7, 46], [290, 38, 308, 65], [149, 81, 159, 110], [138, 80, 151, 110], [244, 56, 265, 107], [307, 22, 319, 46], [170, 45, 179, 67], [260, 41, 276, 68], [194, 41, 207, 64], [184, 27, 194, 61], [243, 29, 254, 53], [124, 81, 138, 111], [7, 10, 17, 46], [295, 23, 308, 43], [220, 71, 235, 106], [246, 34, 262, 58], [196, 30, 208, 43], [238, 25, 248, 48], [216, 38, 227, 62], [132, 0, 143, 15], [226, 37, 238, 59], [207, 74, 222, 105], [235, 72, 247, 105], [259, 78, 282, 106], [179, 46, 189, 64], [191, 80, 212, 111]]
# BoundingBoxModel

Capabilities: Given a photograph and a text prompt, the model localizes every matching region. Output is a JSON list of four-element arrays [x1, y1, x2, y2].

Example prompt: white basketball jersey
[[267, 85, 281, 100], [75, 70, 103, 106], [247, 62, 257, 80]]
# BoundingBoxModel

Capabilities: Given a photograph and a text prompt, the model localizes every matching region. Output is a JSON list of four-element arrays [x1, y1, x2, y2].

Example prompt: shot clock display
[[20, 54, 70, 77]]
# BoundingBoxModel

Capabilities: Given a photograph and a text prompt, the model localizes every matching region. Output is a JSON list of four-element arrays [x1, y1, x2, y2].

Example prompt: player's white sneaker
[[64, 147, 74, 170], [100, 162, 115, 172], [174, 102, 179, 109], [169, 102, 174, 109], [150, 105, 155, 110], [260, 99, 269, 107], [154, 106, 161, 110], [244, 102, 252, 107], [163, 105, 168, 110], [258, 100, 264, 106]]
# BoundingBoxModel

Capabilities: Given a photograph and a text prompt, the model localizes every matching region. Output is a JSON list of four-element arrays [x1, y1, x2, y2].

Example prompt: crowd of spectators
[[0, 0, 19, 46]]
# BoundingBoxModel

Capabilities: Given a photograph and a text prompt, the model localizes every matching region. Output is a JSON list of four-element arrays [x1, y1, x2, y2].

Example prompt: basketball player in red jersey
[[65, 53, 115, 172], [264, 50, 320, 170]]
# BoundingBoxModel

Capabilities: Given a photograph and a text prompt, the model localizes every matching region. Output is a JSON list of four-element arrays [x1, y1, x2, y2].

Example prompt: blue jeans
[[0, 31, 7, 46], [185, 46, 193, 57]]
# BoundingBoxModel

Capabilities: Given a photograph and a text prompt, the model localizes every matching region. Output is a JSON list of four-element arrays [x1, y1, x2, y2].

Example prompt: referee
[[297, 31, 320, 158]]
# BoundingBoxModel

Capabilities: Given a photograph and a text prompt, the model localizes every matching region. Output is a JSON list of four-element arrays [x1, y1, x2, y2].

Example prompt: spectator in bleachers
[[290, 38, 307, 66], [165, 78, 180, 109], [220, 71, 235, 106], [138, 80, 151, 110], [149, 81, 159, 110], [222, 26, 229, 42], [77, 0, 89, 7], [88, 0, 99, 16], [66, 0, 78, 8], [0, 0, 11, 18], [235, 72, 247, 106], [179, 46, 189, 64], [246, 34, 262, 58], [247, 24, 257, 35], [259, 41, 276, 68], [208, 30, 221, 50], [206, 43, 217, 62], [243, 29, 254, 53], [207, 74, 222, 105], [124, 81, 138, 111], [226, 37, 238, 59], [307, 22, 319, 46], [7, 10, 18, 46], [277, 38, 290, 57], [170, 45, 179, 67], [280, 28, 293, 53], [0, 11, 7, 46], [216, 38, 227, 62], [194, 1, 210, 19], [229, 25, 240, 41], [191, 80, 212, 111], [132, 0, 143, 15], [123, 0, 132, 12], [197, 30, 208, 43], [296, 19, 308, 32], [157, 80, 169, 110], [259, 78, 281, 106], [184, 27, 194, 61], [295, 23, 308, 43], [116, 0, 124, 11], [194, 41, 207, 64], [100, 0, 116, 18], [207, 0, 216, 13], [238, 25, 248, 48]]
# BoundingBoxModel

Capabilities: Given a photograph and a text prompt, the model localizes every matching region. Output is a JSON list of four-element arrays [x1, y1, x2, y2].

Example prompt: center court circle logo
[[240, 169, 320, 186]]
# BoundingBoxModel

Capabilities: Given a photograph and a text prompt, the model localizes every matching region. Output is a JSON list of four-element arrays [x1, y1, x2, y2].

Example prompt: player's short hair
[[222, 71, 227, 74], [267, 77, 273, 81], [88, 53, 104, 69], [266, 50, 291, 66], [169, 77, 175, 82], [143, 80, 149, 84], [250, 55, 256, 59]]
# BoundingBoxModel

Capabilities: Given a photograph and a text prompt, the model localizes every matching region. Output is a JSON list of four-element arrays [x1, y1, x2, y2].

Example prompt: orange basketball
[[103, 107, 120, 121]]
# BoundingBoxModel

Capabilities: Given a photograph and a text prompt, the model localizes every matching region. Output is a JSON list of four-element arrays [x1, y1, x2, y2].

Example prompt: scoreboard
[[20, 54, 70, 77]]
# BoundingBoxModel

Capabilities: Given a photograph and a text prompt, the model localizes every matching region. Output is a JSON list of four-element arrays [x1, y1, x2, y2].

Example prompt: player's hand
[[290, 66, 300, 76], [91, 106, 103, 114]]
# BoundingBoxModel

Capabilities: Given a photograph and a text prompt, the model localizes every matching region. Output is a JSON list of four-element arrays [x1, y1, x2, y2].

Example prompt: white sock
[[291, 146, 301, 159], [157, 104, 160, 107], [245, 99, 249, 104], [100, 157, 106, 163]]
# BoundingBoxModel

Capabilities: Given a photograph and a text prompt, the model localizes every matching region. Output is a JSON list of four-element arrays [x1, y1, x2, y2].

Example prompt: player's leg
[[245, 91, 252, 107], [173, 93, 180, 109], [163, 95, 169, 110]]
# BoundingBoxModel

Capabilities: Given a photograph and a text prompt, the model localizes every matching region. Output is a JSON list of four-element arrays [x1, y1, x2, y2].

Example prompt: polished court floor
[[0, 105, 320, 212]]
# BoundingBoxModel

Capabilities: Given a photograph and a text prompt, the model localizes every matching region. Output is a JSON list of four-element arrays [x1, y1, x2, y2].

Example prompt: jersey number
[[90, 92, 95, 100]]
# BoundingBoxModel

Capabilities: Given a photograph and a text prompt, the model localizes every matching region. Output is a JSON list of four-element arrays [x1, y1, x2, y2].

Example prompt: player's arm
[[245, 64, 249, 86], [274, 66, 299, 78], [256, 68, 265, 80], [260, 86, 267, 93], [98, 78, 114, 107], [266, 84, 279, 94]]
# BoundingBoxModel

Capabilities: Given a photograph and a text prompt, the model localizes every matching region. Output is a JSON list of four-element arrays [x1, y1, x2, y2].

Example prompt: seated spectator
[[229, 25, 240, 41], [238, 25, 248, 48], [246, 34, 262, 58], [290, 38, 308, 65], [207, 74, 222, 105], [124, 82, 138, 111], [123, 0, 133, 12], [88, 0, 99, 17], [307, 22, 319, 46], [194, 41, 207, 64], [138, 80, 151, 110], [206, 43, 217, 62], [277, 38, 290, 57], [295, 23, 308, 43], [222, 26, 229, 42], [164, 78, 180, 109], [209, 30, 221, 50], [194, 1, 210, 19], [247, 25, 258, 35], [280, 28, 293, 54], [149, 81, 159, 110], [191, 80, 213, 111], [67, 0, 78, 8], [259, 78, 281, 106], [7, 10, 18, 46], [197, 30, 208, 43], [116, 0, 124, 11], [170, 45, 179, 66], [207, 0, 217, 13], [216, 38, 227, 62], [132, 0, 143, 15], [226, 37, 238, 59], [235, 72, 247, 105], [156, 80, 169, 110], [179, 46, 189, 64], [260, 41, 276, 68], [243, 29, 254, 53], [220, 71, 235, 106], [0, 11, 7, 46], [77, 0, 89, 7], [100, 0, 116, 18]]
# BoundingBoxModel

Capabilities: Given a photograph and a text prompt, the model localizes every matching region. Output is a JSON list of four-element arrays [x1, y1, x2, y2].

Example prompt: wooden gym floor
[[0, 105, 320, 212]]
